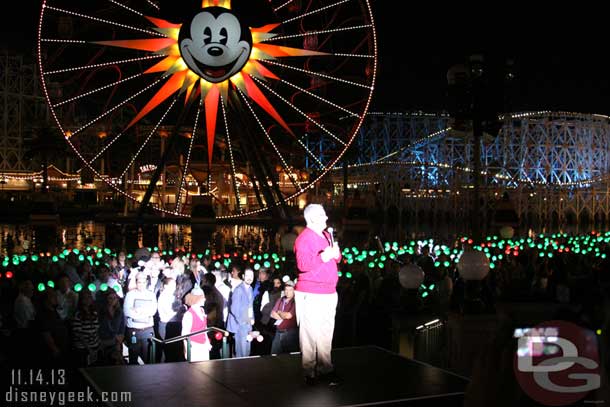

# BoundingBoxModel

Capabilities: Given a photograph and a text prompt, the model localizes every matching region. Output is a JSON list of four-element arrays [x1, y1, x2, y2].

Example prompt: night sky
[[3, 1, 609, 115]]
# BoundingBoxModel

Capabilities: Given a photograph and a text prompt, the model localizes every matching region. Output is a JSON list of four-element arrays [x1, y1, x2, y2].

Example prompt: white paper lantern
[[500, 226, 515, 239], [398, 264, 425, 289], [457, 250, 490, 280]]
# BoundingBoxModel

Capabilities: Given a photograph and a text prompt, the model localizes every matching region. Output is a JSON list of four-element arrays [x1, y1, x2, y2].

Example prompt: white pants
[[295, 291, 338, 377]]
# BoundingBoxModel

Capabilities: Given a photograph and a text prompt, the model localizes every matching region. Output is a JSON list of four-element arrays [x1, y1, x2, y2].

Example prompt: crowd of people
[[1, 247, 300, 368], [1, 226, 609, 376]]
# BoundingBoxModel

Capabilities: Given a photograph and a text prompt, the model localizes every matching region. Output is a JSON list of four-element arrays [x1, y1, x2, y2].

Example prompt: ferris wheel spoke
[[107, 0, 146, 17], [40, 38, 88, 44], [43, 5, 165, 37], [120, 97, 178, 180], [277, 77, 360, 118], [43, 55, 163, 76], [252, 77, 347, 147], [68, 75, 167, 138], [262, 60, 372, 90], [144, 0, 160, 10], [262, 24, 374, 43], [52, 73, 144, 108], [236, 89, 300, 192], [273, 0, 295, 13], [176, 96, 203, 213], [281, 0, 354, 25], [220, 96, 242, 214]]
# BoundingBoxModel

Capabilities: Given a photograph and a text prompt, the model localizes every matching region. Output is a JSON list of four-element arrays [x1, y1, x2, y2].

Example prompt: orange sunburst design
[[202, 0, 231, 8], [95, 6, 329, 165], [204, 84, 220, 166]]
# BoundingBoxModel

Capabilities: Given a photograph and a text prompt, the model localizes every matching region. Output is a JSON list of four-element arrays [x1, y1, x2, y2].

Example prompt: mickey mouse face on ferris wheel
[[179, 7, 253, 83]]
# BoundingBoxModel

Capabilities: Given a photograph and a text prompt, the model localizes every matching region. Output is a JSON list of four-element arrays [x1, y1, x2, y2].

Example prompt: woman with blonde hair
[[181, 286, 212, 362]]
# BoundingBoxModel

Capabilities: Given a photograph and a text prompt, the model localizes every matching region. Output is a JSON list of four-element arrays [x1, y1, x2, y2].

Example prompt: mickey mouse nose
[[207, 47, 223, 57]]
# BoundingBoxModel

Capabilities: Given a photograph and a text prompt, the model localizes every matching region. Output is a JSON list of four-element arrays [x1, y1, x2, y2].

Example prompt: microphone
[[327, 227, 335, 246]]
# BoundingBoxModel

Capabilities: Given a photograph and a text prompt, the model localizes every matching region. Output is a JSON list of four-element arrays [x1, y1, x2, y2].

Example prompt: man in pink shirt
[[294, 204, 341, 385]]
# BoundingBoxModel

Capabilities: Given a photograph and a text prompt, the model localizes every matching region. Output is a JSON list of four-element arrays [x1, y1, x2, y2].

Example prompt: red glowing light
[[6, 271, 13, 279], [214, 332, 223, 341]]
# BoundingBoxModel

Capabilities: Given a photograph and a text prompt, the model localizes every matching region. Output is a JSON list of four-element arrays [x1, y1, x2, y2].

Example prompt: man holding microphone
[[294, 204, 341, 386]]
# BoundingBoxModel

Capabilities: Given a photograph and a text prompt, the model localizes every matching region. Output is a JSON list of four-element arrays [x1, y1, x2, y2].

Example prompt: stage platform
[[81, 346, 469, 407]]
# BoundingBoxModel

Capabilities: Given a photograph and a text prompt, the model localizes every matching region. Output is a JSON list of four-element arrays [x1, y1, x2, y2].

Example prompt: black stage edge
[[80, 346, 468, 407]]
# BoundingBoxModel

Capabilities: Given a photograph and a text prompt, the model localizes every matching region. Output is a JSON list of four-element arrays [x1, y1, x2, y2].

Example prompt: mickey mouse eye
[[203, 27, 212, 45], [219, 27, 228, 45]]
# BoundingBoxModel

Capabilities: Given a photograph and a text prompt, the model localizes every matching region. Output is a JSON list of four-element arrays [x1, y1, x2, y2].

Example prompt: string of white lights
[[220, 95, 243, 214], [145, 0, 160, 10], [40, 38, 87, 44], [374, 127, 451, 163], [176, 96, 202, 213], [332, 53, 375, 58], [274, 0, 295, 12], [43, 55, 163, 76], [264, 60, 372, 90], [253, 77, 346, 146], [43, 5, 164, 37], [278, 78, 359, 117], [120, 98, 177, 179], [236, 88, 300, 190], [70, 76, 167, 138], [264, 24, 373, 42], [108, 0, 144, 16], [53, 73, 144, 108]]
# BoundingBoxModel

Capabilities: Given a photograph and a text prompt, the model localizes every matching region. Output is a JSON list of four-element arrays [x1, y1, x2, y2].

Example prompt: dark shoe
[[305, 375, 317, 386], [319, 371, 341, 386]]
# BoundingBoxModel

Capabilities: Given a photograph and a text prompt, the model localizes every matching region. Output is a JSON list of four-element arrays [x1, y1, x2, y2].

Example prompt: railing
[[149, 327, 231, 363]]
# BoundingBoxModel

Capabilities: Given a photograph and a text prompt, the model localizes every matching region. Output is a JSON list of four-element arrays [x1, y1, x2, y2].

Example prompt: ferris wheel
[[37, 0, 377, 218]]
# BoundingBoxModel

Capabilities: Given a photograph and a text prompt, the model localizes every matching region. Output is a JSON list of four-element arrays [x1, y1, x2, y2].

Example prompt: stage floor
[[81, 346, 469, 407]]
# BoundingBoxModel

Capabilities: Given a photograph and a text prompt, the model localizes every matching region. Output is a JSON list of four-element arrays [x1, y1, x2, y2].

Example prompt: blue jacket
[[226, 283, 253, 333]]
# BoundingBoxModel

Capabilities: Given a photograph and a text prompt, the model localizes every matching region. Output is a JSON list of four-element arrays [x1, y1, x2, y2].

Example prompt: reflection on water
[[0, 220, 600, 256], [0, 221, 277, 255]]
